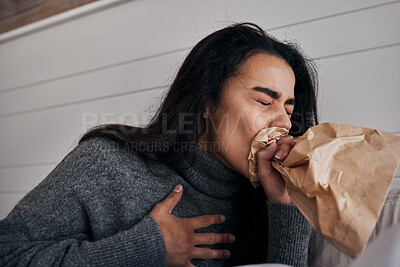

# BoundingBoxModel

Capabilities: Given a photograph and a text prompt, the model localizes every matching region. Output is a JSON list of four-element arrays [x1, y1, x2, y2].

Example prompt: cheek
[[222, 112, 265, 176], [252, 113, 272, 132], [223, 107, 268, 149], [242, 105, 274, 135]]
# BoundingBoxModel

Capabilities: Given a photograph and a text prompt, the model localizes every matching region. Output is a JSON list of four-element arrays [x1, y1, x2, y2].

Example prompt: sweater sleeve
[[266, 202, 312, 267], [0, 215, 166, 266], [0, 137, 167, 266]]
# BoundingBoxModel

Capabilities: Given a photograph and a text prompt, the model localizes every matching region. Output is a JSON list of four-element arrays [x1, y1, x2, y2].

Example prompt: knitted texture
[[266, 203, 312, 267], [0, 136, 311, 266]]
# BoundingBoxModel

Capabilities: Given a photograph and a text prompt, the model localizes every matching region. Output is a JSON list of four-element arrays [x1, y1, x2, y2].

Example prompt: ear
[[202, 106, 213, 119], [202, 102, 216, 119], [203, 110, 210, 119]]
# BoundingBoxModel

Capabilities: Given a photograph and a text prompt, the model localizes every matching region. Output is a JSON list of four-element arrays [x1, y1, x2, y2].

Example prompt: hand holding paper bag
[[247, 122, 400, 257]]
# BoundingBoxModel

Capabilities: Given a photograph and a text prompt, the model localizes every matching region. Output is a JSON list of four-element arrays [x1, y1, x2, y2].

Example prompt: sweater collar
[[177, 143, 245, 199]]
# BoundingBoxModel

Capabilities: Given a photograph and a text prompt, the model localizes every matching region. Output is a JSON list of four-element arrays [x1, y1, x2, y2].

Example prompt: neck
[[174, 140, 244, 199], [198, 135, 237, 172]]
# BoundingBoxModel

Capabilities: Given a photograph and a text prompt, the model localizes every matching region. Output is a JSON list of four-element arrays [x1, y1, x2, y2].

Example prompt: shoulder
[[66, 136, 150, 173], [28, 136, 166, 196], [72, 136, 135, 162], [68, 137, 178, 188], [13, 136, 175, 211], [70, 137, 180, 215]]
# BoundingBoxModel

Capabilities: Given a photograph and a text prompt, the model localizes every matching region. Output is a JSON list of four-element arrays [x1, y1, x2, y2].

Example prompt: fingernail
[[224, 251, 231, 258], [229, 235, 236, 242], [173, 184, 182, 192], [219, 215, 226, 222], [275, 150, 283, 159], [266, 140, 276, 150]]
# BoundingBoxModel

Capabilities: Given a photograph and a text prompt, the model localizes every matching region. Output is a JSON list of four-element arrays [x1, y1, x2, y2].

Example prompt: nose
[[268, 106, 292, 130]]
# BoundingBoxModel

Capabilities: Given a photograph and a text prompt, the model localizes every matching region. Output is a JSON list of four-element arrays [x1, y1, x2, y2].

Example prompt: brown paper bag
[[247, 122, 400, 257], [248, 127, 289, 187]]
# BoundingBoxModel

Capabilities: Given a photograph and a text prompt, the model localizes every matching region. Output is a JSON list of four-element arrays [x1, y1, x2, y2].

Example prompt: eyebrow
[[252, 86, 295, 105]]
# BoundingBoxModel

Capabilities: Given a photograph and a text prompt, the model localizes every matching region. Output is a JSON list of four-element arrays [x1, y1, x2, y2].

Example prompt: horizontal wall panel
[[318, 45, 400, 133], [270, 2, 400, 59], [393, 177, 400, 187], [0, 165, 55, 192], [0, 0, 394, 92], [0, 194, 25, 219], [0, 50, 186, 117], [0, 88, 165, 167], [2, 2, 400, 118]]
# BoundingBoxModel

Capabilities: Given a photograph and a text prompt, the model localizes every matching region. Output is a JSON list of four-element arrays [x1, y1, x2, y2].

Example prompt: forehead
[[235, 53, 295, 96]]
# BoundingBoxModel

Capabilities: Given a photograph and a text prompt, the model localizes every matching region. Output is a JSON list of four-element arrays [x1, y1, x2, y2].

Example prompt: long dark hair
[[79, 22, 318, 170]]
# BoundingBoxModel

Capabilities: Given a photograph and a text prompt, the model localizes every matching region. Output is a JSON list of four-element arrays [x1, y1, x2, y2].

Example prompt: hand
[[149, 185, 235, 267], [256, 136, 298, 205]]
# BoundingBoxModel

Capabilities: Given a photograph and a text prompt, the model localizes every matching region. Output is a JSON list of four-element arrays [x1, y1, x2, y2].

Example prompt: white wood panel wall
[[0, 0, 399, 219]]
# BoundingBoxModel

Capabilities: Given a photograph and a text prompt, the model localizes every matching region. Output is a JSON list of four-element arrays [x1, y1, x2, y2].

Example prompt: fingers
[[256, 141, 278, 179], [257, 140, 278, 162], [275, 135, 298, 162], [191, 247, 231, 260], [193, 232, 235, 245], [256, 138, 292, 204], [158, 184, 183, 213], [276, 135, 294, 144], [288, 137, 299, 147], [186, 214, 226, 230]]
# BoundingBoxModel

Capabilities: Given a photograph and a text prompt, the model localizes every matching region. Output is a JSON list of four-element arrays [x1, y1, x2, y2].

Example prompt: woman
[[0, 22, 318, 266]]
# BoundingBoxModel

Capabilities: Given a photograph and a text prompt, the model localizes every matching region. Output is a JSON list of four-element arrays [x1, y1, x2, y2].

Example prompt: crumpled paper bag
[[247, 122, 400, 257], [248, 127, 289, 188]]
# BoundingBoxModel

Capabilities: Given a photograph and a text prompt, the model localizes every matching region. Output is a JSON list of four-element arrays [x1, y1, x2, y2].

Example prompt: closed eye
[[255, 99, 271, 106], [254, 97, 292, 115]]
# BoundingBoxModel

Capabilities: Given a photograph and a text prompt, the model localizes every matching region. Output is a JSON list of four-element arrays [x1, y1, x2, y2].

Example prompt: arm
[[266, 202, 312, 267], [0, 138, 167, 266], [0, 214, 166, 266]]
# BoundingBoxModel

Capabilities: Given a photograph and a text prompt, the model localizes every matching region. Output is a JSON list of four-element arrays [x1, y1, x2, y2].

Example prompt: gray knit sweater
[[0, 136, 311, 266]]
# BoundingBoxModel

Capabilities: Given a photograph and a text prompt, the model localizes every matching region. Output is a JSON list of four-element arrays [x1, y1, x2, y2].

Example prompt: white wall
[[0, 0, 399, 219]]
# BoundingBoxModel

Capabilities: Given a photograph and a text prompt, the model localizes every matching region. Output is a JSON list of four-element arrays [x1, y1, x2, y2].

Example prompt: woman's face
[[200, 53, 295, 178]]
